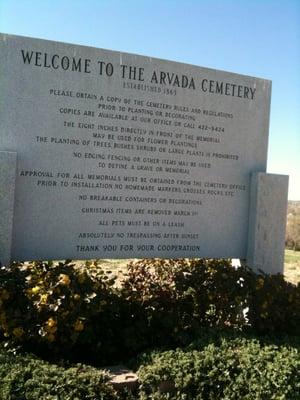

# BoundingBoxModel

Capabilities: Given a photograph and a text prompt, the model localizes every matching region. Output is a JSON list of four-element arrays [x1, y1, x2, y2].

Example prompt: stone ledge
[[105, 365, 139, 392]]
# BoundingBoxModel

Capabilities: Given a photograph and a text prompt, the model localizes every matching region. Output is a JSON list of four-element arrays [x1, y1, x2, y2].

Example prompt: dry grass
[[284, 250, 300, 285]]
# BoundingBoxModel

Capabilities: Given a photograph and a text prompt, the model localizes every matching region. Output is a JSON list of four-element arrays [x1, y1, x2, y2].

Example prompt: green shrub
[[0, 343, 118, 399], [121, 258, 249, 345], [137, 336, 300, 399], [1, 258, 300, 365], [2, 333, 299, 399], [247, 272, 300, 335]]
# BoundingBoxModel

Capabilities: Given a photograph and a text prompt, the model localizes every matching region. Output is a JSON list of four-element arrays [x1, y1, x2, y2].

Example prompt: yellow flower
[[40, 294, 48, 304], [45, 317, 57, 333], [58, 274, 71, 286], [74, 319, 84, 332], [46, 317, 57, 328], [31, 286, 41, 295], [74, 294, 81, 301], [13, 327, 25, 338]]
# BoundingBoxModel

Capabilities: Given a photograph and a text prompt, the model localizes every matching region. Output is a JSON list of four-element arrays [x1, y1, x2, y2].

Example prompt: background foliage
[[286, 201, 300, 251]]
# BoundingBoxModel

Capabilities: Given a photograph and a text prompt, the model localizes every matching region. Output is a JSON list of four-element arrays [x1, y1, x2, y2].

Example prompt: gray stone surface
[[0, 33, 272, 261], [0, 151, 17, 265], [247, 172, 289, 274], [106, 365, 138, 392]]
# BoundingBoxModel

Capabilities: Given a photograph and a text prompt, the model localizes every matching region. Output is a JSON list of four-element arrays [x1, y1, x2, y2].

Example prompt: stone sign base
[[0, 151, 17, 266], [247, 172, 289, 274]]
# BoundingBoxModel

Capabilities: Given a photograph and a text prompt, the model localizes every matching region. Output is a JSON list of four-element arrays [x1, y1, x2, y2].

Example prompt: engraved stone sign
[[0, 33, 275, 263]]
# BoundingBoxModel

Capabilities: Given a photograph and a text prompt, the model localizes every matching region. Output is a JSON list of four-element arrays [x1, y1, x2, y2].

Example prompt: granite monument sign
[[0, 34, 288, 272]]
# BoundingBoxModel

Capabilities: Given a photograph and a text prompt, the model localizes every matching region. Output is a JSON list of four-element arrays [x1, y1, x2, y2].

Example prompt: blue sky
[[1, 0, 299, 199]]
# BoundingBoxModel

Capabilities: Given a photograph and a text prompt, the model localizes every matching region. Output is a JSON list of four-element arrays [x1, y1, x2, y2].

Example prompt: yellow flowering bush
[[0, 264, 36, 340], [0, 261, 118, 361], [0, 259, 299, 364]]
